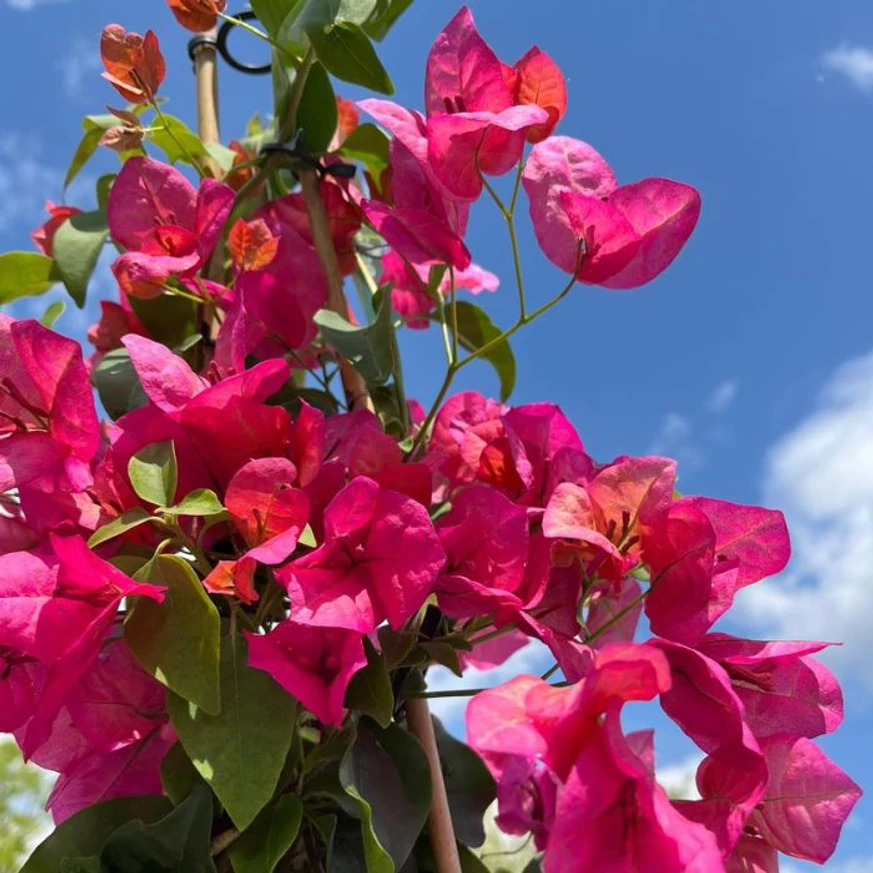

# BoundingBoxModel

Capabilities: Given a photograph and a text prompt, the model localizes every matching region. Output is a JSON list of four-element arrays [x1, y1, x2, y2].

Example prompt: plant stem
[[150, 99, 206, 176], [217, 12, 283, 53], [211, 827, 240, 856]]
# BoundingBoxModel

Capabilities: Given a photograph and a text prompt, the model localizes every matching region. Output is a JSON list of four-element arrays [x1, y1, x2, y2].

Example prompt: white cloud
[[425, 641, 550, 729], [58, 37, 101, 99], [0, 134, 64, 235], [657, 753, 703, 801], [738, 351, 873, 687], [822, 45, 873, 93], [785, 857, 873, 873], [706, 379, 739, 414]]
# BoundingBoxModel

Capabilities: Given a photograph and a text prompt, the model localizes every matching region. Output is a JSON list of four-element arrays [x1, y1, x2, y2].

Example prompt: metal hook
[[217, 9, 272, 76]]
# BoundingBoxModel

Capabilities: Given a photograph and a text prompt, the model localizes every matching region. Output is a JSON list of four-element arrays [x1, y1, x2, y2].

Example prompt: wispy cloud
[[649, 379, 739, 472], [785, 856, 873, 873], [58, 37, 100, 99], [821, 45, 873, 92], [738, 350, 873, 688], [4, 0, 67, 9]]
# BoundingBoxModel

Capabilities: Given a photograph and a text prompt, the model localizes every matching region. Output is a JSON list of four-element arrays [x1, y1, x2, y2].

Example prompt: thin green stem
[[409, 364, 457, 456], [449, 266, 459, 363], [508, 156, 525, 215], [217, 12, 284, 53], [280, 46, 316, 143], [467, 624, 517, 647], [437, 290, 454, 367]]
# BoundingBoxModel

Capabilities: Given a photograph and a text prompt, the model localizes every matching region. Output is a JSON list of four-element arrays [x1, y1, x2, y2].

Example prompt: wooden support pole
[[191, 29, 221, 168], [406, 698, 464, 873]]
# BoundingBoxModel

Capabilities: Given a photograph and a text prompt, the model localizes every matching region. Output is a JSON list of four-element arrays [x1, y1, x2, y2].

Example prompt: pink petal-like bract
[[246, 620, 366, 727], [122, 335, 207, 414]]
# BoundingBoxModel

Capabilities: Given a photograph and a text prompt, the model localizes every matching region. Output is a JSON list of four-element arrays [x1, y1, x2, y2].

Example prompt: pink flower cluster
[[2, 6, 859, 871]]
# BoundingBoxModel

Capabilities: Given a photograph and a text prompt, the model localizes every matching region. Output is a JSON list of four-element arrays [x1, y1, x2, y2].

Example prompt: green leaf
[[125, 555, 222, 715], [420, 641, 463, 678], [376, 628, 416, 669], [295, 0, 379, 29], [339, 719, 431, 872], [96, 174, 116, 211], [229, 794, 303, 873], [161, 742, 208, 806], [344, 637, 393, 728], [128, 294, 198, 349], [314, 289, 395, 386], [59, 859, 101, 873], [363, 0, 413, 40], [87, 507, 155, 549], [52, 209, 108, 308], [101, 785, 216, 873], [20, 796, 172, 872], [337, 123, 390, 181], [92, 347, 147, 421], [308, 22, 394, 94], [299, 523, 317, 548], [450, 301, 516, 402], [40, 299, 66, 328], [149, 114, 210, 169], [0, 252, 58, 304], [170, 489, 227, 518], [296, 61, 338, 155], [64, 125, 103, 191], [128, 440, 178, 507], [251, 0, 303, 37], [328, 819, 369, 873], [169, 636, 297, 831], [432, 718, 495, 848], [207, 142, 238, 173]]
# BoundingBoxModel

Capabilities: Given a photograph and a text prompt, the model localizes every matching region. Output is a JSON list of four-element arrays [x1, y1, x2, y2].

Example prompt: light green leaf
[[314, 289, 395, 386], [344, 637, 393, 728], [0, 252, 58, 304], [295, 0, 379, 29], [363, 0, 413, 40], [170, 489, 227, 518], [51, 209, 107, 308], [40, 299, 66, 328], [64, 126, 103, 191], [251, 0, 304, 38], [128, 293, 198, 349], [20, 796, 172, 873], [339, 719, 431, 872], [128, 441, 178, 507], [337, 123, 390, 187], [125, 555, 222, 716], [308, 22, 394, 94], [229, 794, 303, 873], [296, 61, 338, 155], [96, 174, 116, 211], [168, 636, 297, 831], [149, 114, 210, 169], [299, 523, 317, 548], [87, 507, 155, 549], [450, 301, 516, 402]]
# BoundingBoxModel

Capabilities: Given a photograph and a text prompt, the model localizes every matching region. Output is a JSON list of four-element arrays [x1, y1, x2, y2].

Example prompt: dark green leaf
[[128, 441, 178, 507], [20, 796, 172, 873], [127, 294, 198, 349], [344, 637, 393, 728], [96, 174, 116, 212], [52, 210, 108, 308], [101, 785, 215, 873], [0, 252, 58, 303], [339, 719, 431, 872], [376, 628, 416, 669], [363, 0, 413, 40], [229, 794, 302, 873], [149, 115, 210, 169], [169, 636, 297, 831], [169, 489, 227, 518], [59, 858, 102, 873], [337, 123, 390, 180], [314, 289, 395, 386], [450, 301, 516, 402], [125, 555, 222, 715], [161, 742, 208, 806], [92, 348, 147, 421], [87, 507, 155, 549], [420, 641, 463, 678], [40, 299, 66, 328], [328, 819, 369, 873], [308, 22, 394, 94], [296, 61, 338, 155], [432, 718, 495, 848], [304, 722, 357, 775], [521, 861, 543, 873]]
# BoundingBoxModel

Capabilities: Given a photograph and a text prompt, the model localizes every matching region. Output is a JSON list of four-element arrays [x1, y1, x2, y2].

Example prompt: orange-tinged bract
[[100, 25, 165, 104]]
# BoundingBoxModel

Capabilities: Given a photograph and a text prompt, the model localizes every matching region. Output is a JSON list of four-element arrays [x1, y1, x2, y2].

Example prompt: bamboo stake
[[299, 169, 374, 413], [191, 28, 221, 174], [406, 698, 464, 873]]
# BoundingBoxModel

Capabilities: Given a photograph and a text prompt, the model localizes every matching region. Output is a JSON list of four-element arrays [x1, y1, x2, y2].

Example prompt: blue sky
[[3, 0, 873, 868]]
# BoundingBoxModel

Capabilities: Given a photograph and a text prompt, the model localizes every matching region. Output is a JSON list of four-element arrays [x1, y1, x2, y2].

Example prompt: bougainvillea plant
[[0, 2, 861, 872]]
